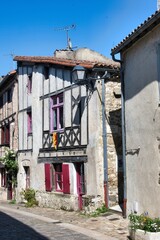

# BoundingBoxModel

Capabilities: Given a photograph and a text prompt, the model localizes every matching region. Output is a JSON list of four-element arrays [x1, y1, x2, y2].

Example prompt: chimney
[[157, 0, 160, 10]]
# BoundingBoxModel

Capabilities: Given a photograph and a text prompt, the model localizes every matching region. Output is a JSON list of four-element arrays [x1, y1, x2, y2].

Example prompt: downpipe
[[111, 53, 127, 218]]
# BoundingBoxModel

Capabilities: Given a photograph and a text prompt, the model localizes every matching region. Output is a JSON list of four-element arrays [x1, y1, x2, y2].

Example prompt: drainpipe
[[111, 53, 127, 218], [101, 78, 109, 208]]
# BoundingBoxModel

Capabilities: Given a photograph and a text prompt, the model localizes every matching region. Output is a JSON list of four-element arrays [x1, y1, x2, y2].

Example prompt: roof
[[111, 10, 160, 55], [14, 56, 120, 70], [0, 70, 17, 88]]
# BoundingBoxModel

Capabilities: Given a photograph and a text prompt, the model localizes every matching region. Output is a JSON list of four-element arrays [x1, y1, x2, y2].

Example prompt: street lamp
[[72, 65, 86, 83], [72, 65, 109, 208]]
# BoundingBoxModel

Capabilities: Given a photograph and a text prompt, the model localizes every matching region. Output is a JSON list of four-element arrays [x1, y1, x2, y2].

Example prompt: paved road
[[0, 207, 117, 240]]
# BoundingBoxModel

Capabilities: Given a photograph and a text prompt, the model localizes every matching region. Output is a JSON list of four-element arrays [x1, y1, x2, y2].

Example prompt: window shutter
[[6, 125, 10, 144], [62, 164, 70, 194], [1, 127, 4, 144], [44, 163, 52, 192]]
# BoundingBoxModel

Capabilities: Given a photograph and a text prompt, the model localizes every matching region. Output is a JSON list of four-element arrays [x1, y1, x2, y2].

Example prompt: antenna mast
[[54, 24, 76, 50]]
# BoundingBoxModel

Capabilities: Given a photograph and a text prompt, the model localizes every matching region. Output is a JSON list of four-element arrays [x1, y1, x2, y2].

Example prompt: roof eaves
[[0, 71, 17, 88], [14, 56, 119, 69]]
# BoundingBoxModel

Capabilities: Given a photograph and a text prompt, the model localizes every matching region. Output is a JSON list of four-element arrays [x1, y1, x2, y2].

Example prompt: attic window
[[44, 67, 49, 80]]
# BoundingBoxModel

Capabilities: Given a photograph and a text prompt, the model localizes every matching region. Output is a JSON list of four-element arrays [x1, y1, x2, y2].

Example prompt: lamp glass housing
[[72, 65, 86, 83]]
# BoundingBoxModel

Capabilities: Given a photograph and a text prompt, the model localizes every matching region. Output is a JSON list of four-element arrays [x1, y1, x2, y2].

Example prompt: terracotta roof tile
[[14, 56, 120, 70]]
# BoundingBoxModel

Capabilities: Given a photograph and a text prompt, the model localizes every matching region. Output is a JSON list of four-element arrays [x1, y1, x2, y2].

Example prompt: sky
[[0, 0, 157, 76]]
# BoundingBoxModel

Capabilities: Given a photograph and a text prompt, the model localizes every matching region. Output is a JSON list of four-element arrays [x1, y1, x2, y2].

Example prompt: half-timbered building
[[14, 48, 122, 211], [0, 70, 18, 200]]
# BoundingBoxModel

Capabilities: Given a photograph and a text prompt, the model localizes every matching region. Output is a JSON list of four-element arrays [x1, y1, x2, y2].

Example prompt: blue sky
[[0, 0, 157, 76]]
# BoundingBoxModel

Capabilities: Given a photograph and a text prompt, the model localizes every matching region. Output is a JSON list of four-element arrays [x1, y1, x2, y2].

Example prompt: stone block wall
[[105, 80, 122, 206], [36, 191, 79, 211], [98, 80, 122, 207]]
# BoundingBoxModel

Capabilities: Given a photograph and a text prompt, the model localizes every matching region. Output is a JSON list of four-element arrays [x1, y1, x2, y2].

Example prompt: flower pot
[[130, 229, 160, 240]]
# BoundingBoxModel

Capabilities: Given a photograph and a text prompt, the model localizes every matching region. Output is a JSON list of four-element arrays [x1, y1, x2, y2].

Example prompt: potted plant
[[129, 212, 160, 240]]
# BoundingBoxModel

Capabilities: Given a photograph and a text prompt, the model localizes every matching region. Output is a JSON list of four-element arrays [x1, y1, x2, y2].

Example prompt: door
[[76, 163, 85, 210], [7, 174, 12, 200], [24, 166, 30, 189]]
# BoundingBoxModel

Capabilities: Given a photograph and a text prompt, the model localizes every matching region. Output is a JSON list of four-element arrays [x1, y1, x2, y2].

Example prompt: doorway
[[75, 163, 85, 210]]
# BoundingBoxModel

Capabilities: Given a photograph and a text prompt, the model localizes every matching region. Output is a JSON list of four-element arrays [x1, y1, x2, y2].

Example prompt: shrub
[[21, 188, 38, 207], [129, 212, 160, 232], [88, 204, 108, 217]]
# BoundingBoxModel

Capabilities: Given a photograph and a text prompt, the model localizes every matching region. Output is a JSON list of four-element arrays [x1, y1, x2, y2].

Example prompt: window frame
[[27, 111, 32, 134], [54, 164, 63, 192], [1, 124, 10, 145], [44, 163, 70, 194], [44, 66, 49, 80], [0, 168, 6, 187], [0, 95, 3, 108], [7, 88, 12, 103], [50, 94, 64, 132], [27, 74, 32, 94]]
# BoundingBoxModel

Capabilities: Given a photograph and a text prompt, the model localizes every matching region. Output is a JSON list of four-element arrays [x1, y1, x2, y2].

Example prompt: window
[[7, 88, 12, 103], [27, 74, 32, 93], [44, 163, 70, 194], [55, 164, 63, 192], [44, 67, 49, 80], [1, 125, 10, 145], [0, 96, 3, 108], [27, 111, 32, 134], [0, 168, 6, 187], [24, 166, 30, 189], [51, 94, 63, 131]]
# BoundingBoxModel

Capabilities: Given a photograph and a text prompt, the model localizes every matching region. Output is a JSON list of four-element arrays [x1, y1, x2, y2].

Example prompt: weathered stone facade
[[97, 80, 122, 207]]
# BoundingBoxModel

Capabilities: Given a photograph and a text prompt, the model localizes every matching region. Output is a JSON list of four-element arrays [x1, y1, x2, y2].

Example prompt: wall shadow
[[0, 211, 49, 240], [108, 108, 123, 207]]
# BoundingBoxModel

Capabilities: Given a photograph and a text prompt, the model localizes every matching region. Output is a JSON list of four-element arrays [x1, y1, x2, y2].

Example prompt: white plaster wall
[[86, 82, 102, 196], [31, 66, 44, 189], [123, 25, 160, 217], [43, 98, 49, 130], [64, 90, 71, 127]]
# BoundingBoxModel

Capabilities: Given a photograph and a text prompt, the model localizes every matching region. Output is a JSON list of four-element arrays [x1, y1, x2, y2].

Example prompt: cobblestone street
[[0, 201, 129, 240]]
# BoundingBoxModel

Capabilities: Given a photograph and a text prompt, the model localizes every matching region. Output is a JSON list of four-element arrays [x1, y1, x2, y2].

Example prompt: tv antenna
[[54, 24, 76, 50]]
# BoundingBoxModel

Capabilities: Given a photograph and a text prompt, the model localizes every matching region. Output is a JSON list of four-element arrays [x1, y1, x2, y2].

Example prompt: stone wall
[[106, 80, 122, 206], [36, 191, 79, 211], [97, 80, 122, 207]]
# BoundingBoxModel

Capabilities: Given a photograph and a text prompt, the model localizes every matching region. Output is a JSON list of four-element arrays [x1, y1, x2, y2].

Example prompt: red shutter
[[6, 125, 10, 144], [62, 164, 70, 194], [1, 127, 4, 144], [44, 163, 52, 192]]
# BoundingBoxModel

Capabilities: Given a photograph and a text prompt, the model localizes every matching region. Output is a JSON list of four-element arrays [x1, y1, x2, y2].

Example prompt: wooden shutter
[[1, 127, 4, 144], [62, 164, 70, 194], [44, 163, 52, 192], [6, 125, 10, 144]]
